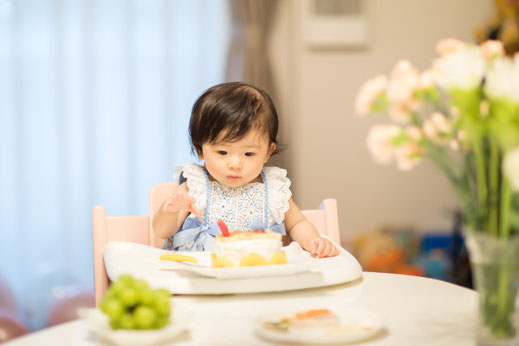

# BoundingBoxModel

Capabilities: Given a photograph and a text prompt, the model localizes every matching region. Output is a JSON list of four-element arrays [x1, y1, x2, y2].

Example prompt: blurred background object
[[0, 308, 29, 343], [0, 273, 16, 315], [46, 288, 95, 327], [352, 208, 473, 288], [475, 0, 519, 54]]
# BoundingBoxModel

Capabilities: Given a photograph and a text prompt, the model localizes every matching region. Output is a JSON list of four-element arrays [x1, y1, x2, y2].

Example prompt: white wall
[[270, 0, 494, 243]]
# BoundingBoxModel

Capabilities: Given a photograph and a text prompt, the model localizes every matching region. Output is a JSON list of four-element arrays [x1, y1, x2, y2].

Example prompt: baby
[[153, 82, 339, 258]]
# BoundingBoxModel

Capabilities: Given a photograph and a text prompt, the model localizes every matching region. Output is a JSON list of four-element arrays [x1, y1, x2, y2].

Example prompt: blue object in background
[[417, 249, 451, 281], [416, 232, 465, 281]]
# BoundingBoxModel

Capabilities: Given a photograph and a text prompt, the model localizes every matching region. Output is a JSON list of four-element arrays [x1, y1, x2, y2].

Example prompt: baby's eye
[[245, 152, 255, 157], [217, 151, 227, 155]]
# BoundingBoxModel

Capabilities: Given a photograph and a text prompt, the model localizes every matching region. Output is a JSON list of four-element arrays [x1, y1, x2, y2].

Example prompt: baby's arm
[[284, 198, 340, 258], [152, 183, 202, 239]]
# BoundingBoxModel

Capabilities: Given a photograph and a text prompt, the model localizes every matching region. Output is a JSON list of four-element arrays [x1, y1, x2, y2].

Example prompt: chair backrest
[[92, 182, 341, 305]]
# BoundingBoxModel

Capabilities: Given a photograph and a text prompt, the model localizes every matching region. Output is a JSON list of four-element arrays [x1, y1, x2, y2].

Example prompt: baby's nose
[[228, 156, 242, 170]]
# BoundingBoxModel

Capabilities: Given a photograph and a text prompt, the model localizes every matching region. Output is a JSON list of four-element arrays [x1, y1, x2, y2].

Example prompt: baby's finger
[[314, 238, 324, 257], [321, 240, 333, 258], [327, 243, 339, 257], [174, 191, 188, 201], [321, 241, 332, 258], [190, 203, 203, 216], [163, 198, 174, 211], [308, 239, 318, 256]]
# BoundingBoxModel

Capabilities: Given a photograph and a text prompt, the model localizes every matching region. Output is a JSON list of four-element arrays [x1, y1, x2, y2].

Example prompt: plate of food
[[158, 230, 324, 279], [104, 233, 363, 294], [85, 274, 188, 345], [255, 307, 385, 344]]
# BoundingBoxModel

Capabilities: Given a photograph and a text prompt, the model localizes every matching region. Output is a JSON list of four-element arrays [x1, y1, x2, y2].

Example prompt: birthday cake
[[211, 230, 287, 267]]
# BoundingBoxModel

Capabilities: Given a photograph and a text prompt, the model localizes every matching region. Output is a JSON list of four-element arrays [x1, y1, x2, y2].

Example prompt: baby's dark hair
[[189, 82, 280, 156]]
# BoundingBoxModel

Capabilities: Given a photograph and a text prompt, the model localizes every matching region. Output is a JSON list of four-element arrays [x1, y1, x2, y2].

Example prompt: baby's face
[[199, 129, 274, 187]]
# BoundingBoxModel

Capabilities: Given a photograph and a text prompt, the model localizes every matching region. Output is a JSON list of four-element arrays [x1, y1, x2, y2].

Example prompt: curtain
[[226, 0, 277, 95], [0, 0, 230, 330]]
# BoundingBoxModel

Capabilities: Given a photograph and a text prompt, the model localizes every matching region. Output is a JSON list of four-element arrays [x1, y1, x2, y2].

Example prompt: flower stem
[[488, 138, 499, 236], [500, 180, 511, 239], [472, 139, 488, 228]]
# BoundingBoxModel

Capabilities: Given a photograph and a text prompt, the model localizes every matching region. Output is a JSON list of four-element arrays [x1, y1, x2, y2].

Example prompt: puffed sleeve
[[173, 163, 207, 213], [263, 166, 292, 225]]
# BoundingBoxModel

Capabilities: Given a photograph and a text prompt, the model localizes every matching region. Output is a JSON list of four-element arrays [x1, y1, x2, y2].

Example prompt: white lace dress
[[164, 162, 292, 251]]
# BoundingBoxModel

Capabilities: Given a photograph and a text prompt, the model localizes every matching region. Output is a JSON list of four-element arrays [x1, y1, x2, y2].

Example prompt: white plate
[[255, 307, 385, 344], [104, 240, 363, 294], [159, 247, 322, 279], [85, 303, 188, 345]]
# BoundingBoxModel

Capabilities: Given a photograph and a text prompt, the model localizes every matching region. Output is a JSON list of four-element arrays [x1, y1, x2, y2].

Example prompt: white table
[[6, 272, 478, 345]]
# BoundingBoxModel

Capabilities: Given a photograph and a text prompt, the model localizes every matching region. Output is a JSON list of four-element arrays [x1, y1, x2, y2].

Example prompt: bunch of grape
[[100, 274, 171, 330]]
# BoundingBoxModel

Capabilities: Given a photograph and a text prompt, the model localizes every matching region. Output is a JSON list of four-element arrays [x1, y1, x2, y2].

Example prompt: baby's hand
[[163, 191, 202, 216], [309, 237, 340, 258]]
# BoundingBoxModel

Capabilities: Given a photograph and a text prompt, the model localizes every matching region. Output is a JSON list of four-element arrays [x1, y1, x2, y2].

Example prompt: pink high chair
[[92, 182, 341, 305]]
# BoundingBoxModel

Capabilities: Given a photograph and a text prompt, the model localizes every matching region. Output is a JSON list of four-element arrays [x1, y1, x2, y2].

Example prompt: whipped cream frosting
[[212, 231, 282, 264]]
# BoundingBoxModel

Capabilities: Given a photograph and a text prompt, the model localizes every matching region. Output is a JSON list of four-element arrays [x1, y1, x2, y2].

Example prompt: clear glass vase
[[465, 232, 519, 346]]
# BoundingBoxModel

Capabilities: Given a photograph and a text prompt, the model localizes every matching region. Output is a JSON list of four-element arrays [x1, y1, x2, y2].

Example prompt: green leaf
[[370, 92, 390, 113], [391, 131, 410, 146]]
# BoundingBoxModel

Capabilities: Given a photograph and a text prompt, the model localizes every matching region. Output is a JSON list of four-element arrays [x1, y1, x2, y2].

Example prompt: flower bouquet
[[355, 38, 519, 344]]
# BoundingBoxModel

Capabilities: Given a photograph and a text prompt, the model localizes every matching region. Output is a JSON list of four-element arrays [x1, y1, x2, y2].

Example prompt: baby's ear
[[266, 143, 276, 160], [269, 143, 276, 155], [195, 147, 204, 160]]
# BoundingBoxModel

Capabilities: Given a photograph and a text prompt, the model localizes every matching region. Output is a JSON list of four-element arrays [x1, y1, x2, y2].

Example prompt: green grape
[[100, 298, 124, 320], [119, 286, 138, 307], [108, 280, 127, 298], [119, 312, 136, 330], [154, 288, 171, 300], [100, 275, 171, 330], [134, 306, 157, 329], [138, 287, 154, 306], [152, 294, 170, 317], [153, 316, 169, 329], [103, 289, 117, 301], [118, 274, 135, 286], [133, 279, 149, 292]]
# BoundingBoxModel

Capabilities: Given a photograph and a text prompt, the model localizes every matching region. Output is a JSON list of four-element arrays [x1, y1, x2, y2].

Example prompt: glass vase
[[465, 232, 519, 346]]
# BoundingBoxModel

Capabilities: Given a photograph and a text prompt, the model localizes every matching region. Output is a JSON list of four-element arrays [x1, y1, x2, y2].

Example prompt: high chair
[[92, 182, 341, 305]]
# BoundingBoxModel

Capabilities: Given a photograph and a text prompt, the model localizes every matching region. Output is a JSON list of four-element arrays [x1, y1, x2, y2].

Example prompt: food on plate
[[100, 274, 171, 330], [263, 308, 375, 334], [264, 309, 339, 332], [159, 254, 198, 263], [211, 229, 287, 267], [291, 309, 341, 329]]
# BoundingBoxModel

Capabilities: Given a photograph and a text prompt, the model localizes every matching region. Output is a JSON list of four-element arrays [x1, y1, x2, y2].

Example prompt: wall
[[270, 0, 494, 242]]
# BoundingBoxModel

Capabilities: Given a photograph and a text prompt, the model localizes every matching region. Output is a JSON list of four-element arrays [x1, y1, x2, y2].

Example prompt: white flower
[[433, 47, 486, 90], [423, 112, 450, 141], [479, 40, 505, 61], [366, 125, 400, 164], [503, 147, 519, 191], [387, 60, 420, 103], [386, 60, 420, 123], [355, 75, 388, 115], [406, 125, 423, 140], [484, 55, 519, 103], [388, 103, 413, 123], [394, 143, 425, 171], [419, 68, 437, 89], [436, 38, 467, 57]]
